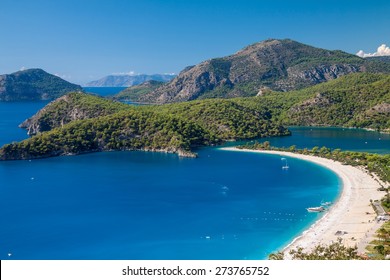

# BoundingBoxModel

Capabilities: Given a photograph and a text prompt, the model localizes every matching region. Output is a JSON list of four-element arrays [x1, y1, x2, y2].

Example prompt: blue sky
[[1, 0, 389, 84]]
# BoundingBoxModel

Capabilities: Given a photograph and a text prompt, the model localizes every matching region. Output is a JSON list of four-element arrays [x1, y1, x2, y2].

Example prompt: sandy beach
[[221, 147, 386, 256]]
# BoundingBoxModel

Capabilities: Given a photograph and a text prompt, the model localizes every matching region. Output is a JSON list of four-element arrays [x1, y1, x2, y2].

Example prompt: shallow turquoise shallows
[[0, 102, 389, 260]]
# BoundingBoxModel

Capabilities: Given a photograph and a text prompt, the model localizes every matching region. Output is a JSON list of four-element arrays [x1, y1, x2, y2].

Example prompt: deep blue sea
[[0, 102, 389, 260]]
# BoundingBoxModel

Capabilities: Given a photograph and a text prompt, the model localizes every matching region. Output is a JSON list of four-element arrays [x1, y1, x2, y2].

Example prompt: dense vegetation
[[271, 223, 390, 260], [269, 238, 365, 260], [1, 110, 211, 160], [153, 99, 287, 140], [0, 68, 82, 101], [20, 92, 130, 135], [113, 80, 165, 101], [239, 141, 390, 183], [235, 73, 390, 132], [1, 92, 289, 160], [366, 221, 390, 259], [287, 73, 390, 130]]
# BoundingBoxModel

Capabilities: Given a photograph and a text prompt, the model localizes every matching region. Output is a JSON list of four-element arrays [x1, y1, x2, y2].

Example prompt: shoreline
[[220, 147, 385, 257]]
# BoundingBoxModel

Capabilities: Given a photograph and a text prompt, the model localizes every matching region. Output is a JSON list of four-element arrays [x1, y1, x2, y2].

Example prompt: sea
[[0, 90, 389, 260]]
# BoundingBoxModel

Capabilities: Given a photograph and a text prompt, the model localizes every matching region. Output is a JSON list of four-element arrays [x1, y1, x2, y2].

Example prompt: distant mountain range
[[137, 39, 390, 103], [0, 68, 83, 101], [85, 74, 176, 87]]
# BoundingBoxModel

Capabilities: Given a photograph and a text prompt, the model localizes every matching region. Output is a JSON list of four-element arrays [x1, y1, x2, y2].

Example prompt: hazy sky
[[1, 0, 389, 84]]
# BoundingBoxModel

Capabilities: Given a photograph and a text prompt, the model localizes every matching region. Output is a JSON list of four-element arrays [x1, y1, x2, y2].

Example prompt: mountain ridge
[[86, 73, 176, 87], [138, 39, 390, 103]]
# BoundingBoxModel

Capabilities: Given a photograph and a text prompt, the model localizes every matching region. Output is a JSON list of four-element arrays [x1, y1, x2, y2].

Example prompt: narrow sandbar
[[220, 147, 385, 256]]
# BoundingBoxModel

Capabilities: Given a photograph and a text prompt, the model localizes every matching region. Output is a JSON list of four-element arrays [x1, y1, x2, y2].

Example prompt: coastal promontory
[[0, 92, 290, 160]]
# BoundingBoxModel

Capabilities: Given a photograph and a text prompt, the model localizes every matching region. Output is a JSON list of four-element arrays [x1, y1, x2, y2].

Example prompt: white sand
[[220, 147, 385, 256]]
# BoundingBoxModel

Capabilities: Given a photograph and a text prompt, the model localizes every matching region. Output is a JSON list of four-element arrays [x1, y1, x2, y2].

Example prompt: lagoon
[[0, 102, 389, 260]]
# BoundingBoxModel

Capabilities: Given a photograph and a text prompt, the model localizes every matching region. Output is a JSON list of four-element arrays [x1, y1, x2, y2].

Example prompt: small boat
[[306, 206, 325, 212], [281, 158, 289, 170], [321, 201, 332, 206]]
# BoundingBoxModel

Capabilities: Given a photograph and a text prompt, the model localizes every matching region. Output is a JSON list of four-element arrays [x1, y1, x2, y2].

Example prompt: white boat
[[321, 201, 332, 206], [281, 158, 289, 169], [306, 206, 325, 212]]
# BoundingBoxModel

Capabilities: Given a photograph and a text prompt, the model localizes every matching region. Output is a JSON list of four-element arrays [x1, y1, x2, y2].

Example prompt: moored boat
[[306, 206, 325, 212]]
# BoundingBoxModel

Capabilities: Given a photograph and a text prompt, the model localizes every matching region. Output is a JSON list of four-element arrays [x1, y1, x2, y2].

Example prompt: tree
[[289, 145, 296, 152], [374, 245, 385, 256], [268, 238, 365, 260], [319, 146, 331, 155], [268, 252, 284, 260]]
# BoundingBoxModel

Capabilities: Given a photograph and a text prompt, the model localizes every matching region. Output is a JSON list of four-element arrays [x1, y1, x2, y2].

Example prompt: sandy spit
[[220, 147, 385, 256]]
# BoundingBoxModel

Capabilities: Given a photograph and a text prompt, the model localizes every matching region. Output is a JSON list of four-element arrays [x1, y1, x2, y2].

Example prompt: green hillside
[[2, 92, 289, 160], [113, 80, 165, 101], [236, 73, 390, 132], [154, 99, 284, 140], [0, 68, 83, 101], [1, 110, 209, 160], [20, 92, 130, 135]]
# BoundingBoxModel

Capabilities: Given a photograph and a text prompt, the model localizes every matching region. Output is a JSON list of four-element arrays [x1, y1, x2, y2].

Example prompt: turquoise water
[[0, 102, 389, 260]]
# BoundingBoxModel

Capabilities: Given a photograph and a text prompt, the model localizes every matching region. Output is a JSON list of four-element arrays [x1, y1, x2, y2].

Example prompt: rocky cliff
[[139, 39, 389, 103], [19, 92, 129, 135]]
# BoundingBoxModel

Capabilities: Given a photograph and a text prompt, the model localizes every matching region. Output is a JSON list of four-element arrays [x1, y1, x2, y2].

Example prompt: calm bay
[[0, 101, 389, 260]]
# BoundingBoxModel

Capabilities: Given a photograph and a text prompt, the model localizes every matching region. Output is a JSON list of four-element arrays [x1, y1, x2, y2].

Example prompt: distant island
[[0, 68, 83, 101], [85, 73, 175, 87]]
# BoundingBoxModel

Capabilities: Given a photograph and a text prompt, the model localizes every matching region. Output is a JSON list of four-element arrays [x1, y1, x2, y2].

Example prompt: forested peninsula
[[0, 92, 289, 160]]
